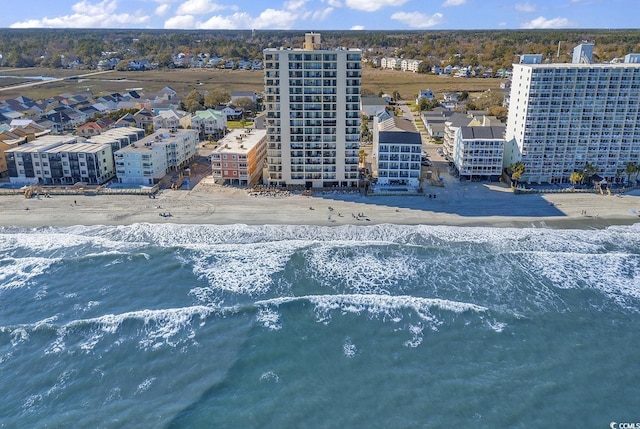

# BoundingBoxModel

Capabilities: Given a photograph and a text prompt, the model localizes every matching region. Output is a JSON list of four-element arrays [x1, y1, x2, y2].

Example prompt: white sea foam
[[528, 249, 640, 307], [260, 371, 280, 383], [487, 320, 507, 333], [256, 294, 486, 328], [39, 305, 218, 354], [135, 377, 156, 395], [0, 228, 145, 255], [0, 257, 59, 290], [188, 240, 311, 300], [343, 337, 357, 358], [256, 307, 281, 330], [404, 324, 424, 348], [22, 393, 43, 411], [10, 328, 29, 346], [305, 242, 420, 294]]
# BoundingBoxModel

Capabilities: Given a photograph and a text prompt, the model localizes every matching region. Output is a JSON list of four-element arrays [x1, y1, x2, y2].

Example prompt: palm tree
[[359, 148, 367, 170], [583, 162, 598, 185], [625, 161, 638, 185]]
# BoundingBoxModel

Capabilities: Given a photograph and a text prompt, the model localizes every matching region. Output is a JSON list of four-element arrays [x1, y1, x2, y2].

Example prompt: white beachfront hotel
[[263, 32, 361, 188], [505, 45, 640, 184]]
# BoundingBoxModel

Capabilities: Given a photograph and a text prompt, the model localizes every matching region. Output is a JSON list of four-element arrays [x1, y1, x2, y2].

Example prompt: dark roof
[[460, 125, 505, 140], [379, 131, 422, 145], [361, 96, 387, 106]]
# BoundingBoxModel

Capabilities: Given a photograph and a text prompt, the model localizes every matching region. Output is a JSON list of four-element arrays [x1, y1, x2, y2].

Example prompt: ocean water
[[1, 223, 639, 428]]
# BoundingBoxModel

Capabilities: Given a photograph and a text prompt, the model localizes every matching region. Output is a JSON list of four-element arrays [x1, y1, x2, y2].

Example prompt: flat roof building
[[114, 129, 198, 185], [263, 32, 362, 188], [373, 115, 422, 188], [6, 135, 114, 185], [506, 53, 640, 184], [210, 128, 267, 186]]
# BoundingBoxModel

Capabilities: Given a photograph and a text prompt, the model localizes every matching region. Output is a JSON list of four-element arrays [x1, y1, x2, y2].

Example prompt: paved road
[[0, 70, 115, 93]]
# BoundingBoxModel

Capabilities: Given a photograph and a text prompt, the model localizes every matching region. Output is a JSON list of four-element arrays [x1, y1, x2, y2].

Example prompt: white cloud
[[155, 4, 171, 16], [252, 8, 299, 29], [351, 25, 365, 30], [176, 0, 226, 15], [442, 0, 466, 6], [71, 0, 117, 15], [164, 14, 196, 28], [10, 0, 150, 28], [325, 0, 343, 6], [344, 0, 409, 12], [165, 1, 326, 30], [391, 11, 443, 28], [520, 16, 575, 29], [515, 2, 536, 12], [312, 7, 334, 21]]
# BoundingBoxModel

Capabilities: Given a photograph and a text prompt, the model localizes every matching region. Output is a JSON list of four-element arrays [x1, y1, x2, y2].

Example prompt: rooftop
[[213, 128, 266, 153]]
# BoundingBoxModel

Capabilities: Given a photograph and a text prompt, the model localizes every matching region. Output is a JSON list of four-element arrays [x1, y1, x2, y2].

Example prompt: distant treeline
[[1, 28, 639, 70]]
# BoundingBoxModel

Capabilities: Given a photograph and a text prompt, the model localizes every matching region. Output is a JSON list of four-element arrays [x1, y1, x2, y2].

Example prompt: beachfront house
[[114, 129, 198, 185], [210, 128, 267, 186], [443, 113, 474, 158], [373, 114, 422, 188], [453, 125, 505, 181]]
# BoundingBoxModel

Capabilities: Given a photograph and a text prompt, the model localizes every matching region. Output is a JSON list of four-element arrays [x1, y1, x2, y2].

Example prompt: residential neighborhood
[[1, 35, 640, 196]]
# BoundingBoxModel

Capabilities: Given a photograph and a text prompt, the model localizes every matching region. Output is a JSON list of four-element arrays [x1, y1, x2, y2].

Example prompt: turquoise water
[[1, 223, 639, 428]]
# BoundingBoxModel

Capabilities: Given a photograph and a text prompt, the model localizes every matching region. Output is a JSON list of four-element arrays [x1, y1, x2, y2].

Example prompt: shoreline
[[1, 179, 639, 230]]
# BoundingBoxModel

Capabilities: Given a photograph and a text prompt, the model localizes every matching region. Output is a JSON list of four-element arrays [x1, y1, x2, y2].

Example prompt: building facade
[[210, 128, 267, 186], [505, 57, 640, 184], [114, 129, 198, 185], [5, 135, 114, 185], [453, 126, 505, 180], [373, 115, 422, 187], [263, 32, 361, 188], [180, 109, 226, 140]]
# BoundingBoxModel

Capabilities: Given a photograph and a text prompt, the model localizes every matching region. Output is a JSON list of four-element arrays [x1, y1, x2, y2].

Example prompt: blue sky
[[2, 0, 635, 30]]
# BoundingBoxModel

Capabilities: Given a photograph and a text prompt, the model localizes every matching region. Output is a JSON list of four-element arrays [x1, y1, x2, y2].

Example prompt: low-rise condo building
[[453, 125, 505, 180], [114, 129, 198, 185], [5, 135, 114, 185], [210, 128, 267, 186], [373, 115, 422, 187]]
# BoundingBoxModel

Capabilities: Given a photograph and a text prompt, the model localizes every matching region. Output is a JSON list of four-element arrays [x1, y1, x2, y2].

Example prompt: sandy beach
[[2, 177, 640, 229]]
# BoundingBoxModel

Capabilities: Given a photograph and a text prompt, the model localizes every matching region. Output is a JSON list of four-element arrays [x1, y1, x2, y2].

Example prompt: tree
[[182, 89, 204, 113], [569, 171, 585, 186], [204, 89, 231, 108], [487, 105, 508, 121], [392, 90, 401, 102], [115, 60, 130, 71], [625, 161, 638, 185], [583, 162, 598, 184], [418, 97, 440, 111], [233, 97, 257, 116], [510, 162, 525, 185], [359, 148, 367, 170]]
